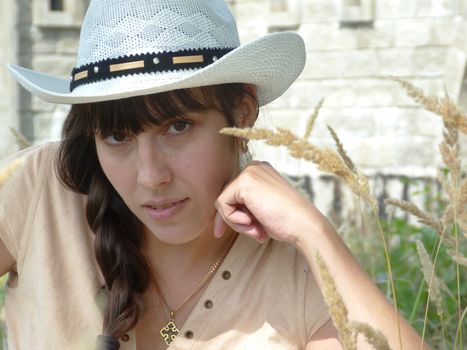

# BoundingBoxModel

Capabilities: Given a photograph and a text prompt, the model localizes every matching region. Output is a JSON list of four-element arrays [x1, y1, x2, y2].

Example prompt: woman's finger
[[214, 211, 228, 238]]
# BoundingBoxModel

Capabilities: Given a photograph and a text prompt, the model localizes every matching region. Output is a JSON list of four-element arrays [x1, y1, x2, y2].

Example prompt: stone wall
[[0, 0, 19, 158], [0, 0, 466, 219], [225, 0, 467, 219], [230, 0, 467, 178]]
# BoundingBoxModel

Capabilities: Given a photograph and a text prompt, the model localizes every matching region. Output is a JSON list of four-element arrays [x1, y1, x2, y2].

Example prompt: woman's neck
[[142, 226, 236, 287]]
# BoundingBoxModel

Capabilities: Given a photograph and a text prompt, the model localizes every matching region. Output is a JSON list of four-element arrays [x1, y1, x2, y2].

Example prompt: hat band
[[69, 47, 234, 92]]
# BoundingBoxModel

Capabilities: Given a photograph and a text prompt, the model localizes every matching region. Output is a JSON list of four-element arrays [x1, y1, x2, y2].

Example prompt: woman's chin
[[143, 223, 214, 246]]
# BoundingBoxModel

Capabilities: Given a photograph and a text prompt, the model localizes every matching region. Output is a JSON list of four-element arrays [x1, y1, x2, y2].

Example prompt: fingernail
[[214, 211, 226, 238]]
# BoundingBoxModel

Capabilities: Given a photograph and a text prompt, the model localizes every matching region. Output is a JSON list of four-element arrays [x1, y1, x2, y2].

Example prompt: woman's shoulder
[[0, 142, 60, 185], [1, 141, 59, 165]]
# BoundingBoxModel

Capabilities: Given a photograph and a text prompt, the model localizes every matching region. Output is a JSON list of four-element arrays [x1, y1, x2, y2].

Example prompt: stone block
[[353, 20, 395, 49], [393, 17, 462, 48], [349, 137, 398, 168], [30, 27, 57, 54], [299, 21, 396, 51], [376, 1, 418, 19], [430, 18, 463, 46], [310, 106, 378, 138], [394, 136, 438, 167], [375, 107, 444, 138], [230, 1, 268, 26], [0, 128, 19, 160], [302, 49, 380, 79], [299, 23, 357, 51], [259, 106, 308, 132], [443, 47, 466, 99], [250, 139, 304, 173], [394, 19, 432, 47], [237, 26, 267, 44], [375, 0, 457, 19], [377, 0, 458, 19], [32, 106, 69, 142], [302, 0, 339, 22], [303, 47, 449, 81], [32, 54, 75, 78], [55, 30, 80, 55], [378, 47, 448, 77], [270, 78, 443, 110], [414, 0, 459, 17], [32, 95, 55, 113]]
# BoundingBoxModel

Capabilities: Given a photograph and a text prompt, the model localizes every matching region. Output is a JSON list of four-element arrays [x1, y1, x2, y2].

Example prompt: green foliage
[[343, 217, 466, 349]]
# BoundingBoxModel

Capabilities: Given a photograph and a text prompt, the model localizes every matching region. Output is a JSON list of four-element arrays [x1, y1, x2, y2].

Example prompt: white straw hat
[[8, 0, 306, 106]]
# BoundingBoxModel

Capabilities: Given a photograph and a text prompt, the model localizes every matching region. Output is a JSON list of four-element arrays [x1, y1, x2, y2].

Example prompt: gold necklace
[[158, 233, 237, 345]]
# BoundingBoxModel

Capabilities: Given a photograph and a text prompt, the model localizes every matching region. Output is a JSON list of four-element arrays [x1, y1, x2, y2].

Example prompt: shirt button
[[222, 270, 231, 280], [204, 299, 214, 309], [185, 330, 194, 339], [121, 333, 130, 342]]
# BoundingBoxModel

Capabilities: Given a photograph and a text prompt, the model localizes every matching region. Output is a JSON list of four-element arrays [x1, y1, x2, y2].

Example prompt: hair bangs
[[89, 85, 237, 137]]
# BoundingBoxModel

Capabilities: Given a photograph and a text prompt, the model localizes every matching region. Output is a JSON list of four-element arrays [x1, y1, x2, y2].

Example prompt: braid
[[86, 169, 151, 347]]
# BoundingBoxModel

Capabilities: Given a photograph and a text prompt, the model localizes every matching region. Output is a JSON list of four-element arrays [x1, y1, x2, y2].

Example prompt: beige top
[[0, 143, 330, 350]]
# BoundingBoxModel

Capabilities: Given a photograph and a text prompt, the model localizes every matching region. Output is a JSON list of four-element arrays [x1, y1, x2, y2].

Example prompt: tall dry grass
[[385, 78, 466, 348], [316, 253, 392, 349], [222, 78, 466, 349], [221, 101, 403, 348]]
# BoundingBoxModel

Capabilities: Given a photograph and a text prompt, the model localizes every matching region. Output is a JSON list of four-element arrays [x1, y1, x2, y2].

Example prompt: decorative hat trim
[[70, 47, 234, 91]]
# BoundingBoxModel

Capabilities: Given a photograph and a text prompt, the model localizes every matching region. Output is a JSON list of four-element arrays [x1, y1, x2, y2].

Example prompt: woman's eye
[[167, 121, 191, 134], [104, 133, 129, 145]]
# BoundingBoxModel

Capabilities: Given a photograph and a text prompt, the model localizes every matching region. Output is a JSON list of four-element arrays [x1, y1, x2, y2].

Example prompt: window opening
[[50, 0, 64, 11]]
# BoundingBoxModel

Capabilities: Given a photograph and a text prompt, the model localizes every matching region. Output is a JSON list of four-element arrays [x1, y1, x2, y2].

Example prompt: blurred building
[[1, 0, 466, 221]]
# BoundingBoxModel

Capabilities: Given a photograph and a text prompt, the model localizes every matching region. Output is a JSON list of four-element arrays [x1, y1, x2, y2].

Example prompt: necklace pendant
[[160, 318, 179, 345]]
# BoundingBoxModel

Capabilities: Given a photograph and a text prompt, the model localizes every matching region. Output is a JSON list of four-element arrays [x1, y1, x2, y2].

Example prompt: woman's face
[[95, 107, 239, 245]]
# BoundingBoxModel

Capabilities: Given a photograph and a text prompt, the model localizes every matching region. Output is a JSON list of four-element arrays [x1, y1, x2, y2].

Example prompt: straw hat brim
[[7, 32, 305, 106]]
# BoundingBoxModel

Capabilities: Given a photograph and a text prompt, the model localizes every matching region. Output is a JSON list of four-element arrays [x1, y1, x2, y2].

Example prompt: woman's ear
[[235, 84, 259, 128]]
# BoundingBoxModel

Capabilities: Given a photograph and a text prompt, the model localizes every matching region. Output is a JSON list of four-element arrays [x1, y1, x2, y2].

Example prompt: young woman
[[1, 0, 429, 349]]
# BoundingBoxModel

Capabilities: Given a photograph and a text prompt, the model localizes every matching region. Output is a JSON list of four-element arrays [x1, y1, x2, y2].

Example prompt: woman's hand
[[214, 161, 327, 246]]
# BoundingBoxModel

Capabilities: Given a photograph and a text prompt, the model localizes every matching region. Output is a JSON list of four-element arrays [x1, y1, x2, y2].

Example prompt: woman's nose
[[136, 143, 172, 189]]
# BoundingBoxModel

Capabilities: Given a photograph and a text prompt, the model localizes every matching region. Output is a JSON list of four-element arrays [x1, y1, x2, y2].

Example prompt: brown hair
[[56, 84, 255, 347]]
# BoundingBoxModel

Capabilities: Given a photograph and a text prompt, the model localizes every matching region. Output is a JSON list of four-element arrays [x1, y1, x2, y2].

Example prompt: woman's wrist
[[292, 207, 342, 258]]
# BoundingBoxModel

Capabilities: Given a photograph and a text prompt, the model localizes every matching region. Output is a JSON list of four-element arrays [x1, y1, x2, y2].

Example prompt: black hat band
[[70, 47, 234, 92]]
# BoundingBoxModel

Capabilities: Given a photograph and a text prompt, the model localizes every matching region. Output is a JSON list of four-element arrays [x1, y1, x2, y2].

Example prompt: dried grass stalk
[[416, 240, 445, 318], [9, 127, 31, 150], [351, 321, 392, 350], [449, 252, 467, 267], [315, 254, 356, 350], [387, 119, 465, 255], [221, 127, 378, 210], [304, 97, 324, 139], [389, 77, 467, 134], [459, 179, 467, 209], [384, 199, 443, 234], [327, 125, 357, 175], [316, 254, 394, 349], [0, 158, 24, 186]]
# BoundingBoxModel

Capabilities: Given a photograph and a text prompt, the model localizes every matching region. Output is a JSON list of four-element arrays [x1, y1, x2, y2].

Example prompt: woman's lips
[[143, 198, 188, 220]]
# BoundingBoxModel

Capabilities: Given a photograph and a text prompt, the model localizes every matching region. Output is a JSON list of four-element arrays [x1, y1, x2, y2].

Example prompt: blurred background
[[1, 0, 467, 221], [0, 1, 466, 348]]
